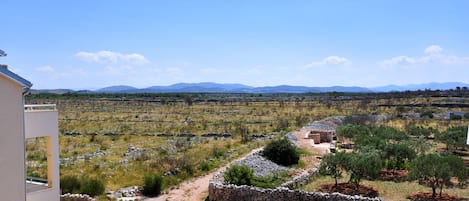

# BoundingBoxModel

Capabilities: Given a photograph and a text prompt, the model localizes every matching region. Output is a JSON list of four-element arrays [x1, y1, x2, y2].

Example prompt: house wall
[[0, 75, 26, 201], [25, 110, 60, 201]]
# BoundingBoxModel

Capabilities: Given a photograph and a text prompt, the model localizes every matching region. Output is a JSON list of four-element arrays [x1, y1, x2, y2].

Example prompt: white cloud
[[306, 56, 351, 68], [380, 45, 469, 66], [380, 56, 417, 66], [321, 56, 350, 65], [75, 51, 149, 65], [35, 65, 55, 73], [424, 45, 443, 55]]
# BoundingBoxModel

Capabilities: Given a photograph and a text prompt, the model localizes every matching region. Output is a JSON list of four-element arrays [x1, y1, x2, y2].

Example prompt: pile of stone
[[163, 167, 180, 176], [304, 120, 338, 132], [124, 144, 146, 160], [107, 186, 142, 200], [60, 193, 95, 201], [232, 150, 288, 177], [60, 150, 106, 166], [285, 132, 298, 142]]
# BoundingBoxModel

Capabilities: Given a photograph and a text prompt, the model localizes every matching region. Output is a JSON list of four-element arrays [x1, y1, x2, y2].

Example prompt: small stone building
[[304, 130, 334, 144]]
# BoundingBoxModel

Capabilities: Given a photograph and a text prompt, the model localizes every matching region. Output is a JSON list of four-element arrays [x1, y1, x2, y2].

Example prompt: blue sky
[[2, 1, 469, 89]]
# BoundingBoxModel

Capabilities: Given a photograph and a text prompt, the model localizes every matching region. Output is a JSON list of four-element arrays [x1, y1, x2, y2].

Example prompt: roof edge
[[0, 67, 33, 88]]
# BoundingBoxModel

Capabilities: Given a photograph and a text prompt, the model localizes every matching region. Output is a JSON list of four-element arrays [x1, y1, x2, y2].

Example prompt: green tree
[[436, 126, 468, 151], [353, 134, 386, 152], [409, 153, 468, 198], [348, 152, 383, 187], [223, 165, 254, 186], [412, 136, 431, 155], [406, 126, 431, 138], [319, 152, 351, 186], [371, 126, 408, 141], [383, 142, 416, 170], [263, 138, 300, 166], [336, 124, 370, 139]]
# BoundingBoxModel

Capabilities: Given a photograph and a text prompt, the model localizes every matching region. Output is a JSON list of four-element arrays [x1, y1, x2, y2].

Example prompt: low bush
[[252, 171, 289, 189], [263, 138, 300, 166], [450, 113, 462, 120], [60, 175, 81, 194], [80, 178, 105, 197], [199, 160, 213, 172], [223, 165, 254, 186], [142, 174, 164, 197], [60, 176, 105, 197]]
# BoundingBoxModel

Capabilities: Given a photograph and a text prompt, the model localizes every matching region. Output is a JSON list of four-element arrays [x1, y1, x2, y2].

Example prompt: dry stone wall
[[209, 168, 383, 201], [208, 152, 383, 201], [60, 193, 96, 201]]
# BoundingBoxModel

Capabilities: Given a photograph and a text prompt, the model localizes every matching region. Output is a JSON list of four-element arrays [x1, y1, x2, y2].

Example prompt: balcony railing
[[25, 104, 57, 111], [26, 177, 49, 193]]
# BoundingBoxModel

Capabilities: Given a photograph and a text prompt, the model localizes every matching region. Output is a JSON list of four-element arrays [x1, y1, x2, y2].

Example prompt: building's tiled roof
[[0, 67, 32, 88]]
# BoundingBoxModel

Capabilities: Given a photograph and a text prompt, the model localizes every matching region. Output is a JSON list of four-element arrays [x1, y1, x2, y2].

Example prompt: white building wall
[[25, 110, 60, 201], [0, 75, 27, 201]]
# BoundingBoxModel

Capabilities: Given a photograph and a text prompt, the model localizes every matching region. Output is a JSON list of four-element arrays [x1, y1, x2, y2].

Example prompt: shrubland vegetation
[[313, 117, 468, 200], [24, 90, 469, 199], [223, 165, 254, 186], [142, 174, 164, 196], [262, 138, 300, 166]]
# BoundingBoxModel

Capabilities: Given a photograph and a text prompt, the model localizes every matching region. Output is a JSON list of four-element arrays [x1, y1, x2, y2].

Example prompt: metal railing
[[26, 176, 48, 185], [24, 104, 57, 111]]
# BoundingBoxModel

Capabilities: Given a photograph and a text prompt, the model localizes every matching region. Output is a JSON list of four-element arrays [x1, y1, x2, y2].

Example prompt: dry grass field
[[24, 92, 469, 200]]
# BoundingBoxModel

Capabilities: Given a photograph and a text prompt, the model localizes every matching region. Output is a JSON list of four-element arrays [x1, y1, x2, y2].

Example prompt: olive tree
[[383, 142, 416, 170], [336, 124, 370, 139], [347, 151, 383, 187], [319, 152, 351, 186], [409, 153, 468, 198], [436, 126, 468, 151]]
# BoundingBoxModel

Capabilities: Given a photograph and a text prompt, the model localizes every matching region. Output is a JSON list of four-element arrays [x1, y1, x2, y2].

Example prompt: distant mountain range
[[32, 82, 469, 94]]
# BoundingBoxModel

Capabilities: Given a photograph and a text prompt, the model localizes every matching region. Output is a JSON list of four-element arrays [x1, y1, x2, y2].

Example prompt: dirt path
[[144, 148, 262, 201]]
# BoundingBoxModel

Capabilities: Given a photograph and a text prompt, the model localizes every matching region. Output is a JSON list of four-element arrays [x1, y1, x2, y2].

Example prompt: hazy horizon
[[2, 1, 469, 89], [30, 81, 469, 92]]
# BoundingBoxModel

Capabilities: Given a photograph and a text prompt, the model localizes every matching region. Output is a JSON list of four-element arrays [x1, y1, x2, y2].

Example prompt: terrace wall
[[208, 155, 383, 201]]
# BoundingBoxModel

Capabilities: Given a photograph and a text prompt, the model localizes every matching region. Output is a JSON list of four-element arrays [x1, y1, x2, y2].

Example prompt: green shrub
[[263, 138, 300, 166], [223, 165, 254, 186], [199, 160, 212, 172], [450, 113, 462, 120], [251, 171, 289, 188], [60, 175, 81, 194], [420, 110, 434, 118], [142, 174, 164, 197], [80, 178, 105, 197]]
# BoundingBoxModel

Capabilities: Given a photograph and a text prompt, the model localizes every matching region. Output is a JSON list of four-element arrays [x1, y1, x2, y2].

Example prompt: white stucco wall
[[0, 75, 26, 201], [25, 110, 60, 201]]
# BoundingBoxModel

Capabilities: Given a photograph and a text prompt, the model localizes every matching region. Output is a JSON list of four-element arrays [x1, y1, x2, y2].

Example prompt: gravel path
[[144, 148, 262, 201]]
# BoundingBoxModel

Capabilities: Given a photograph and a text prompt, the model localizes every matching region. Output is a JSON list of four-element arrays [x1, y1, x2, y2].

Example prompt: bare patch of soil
[[379, 169, 408, 181], [318, 182, 379, 198], [408, 192, 468, 201]]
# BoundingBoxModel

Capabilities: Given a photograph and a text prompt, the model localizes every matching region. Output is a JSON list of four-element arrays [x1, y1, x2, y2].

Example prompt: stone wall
[[209, 183, 382, 201], [208, 156, 383, 201], [278, 168, 318, 189], [60, 194, 96, 201]]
